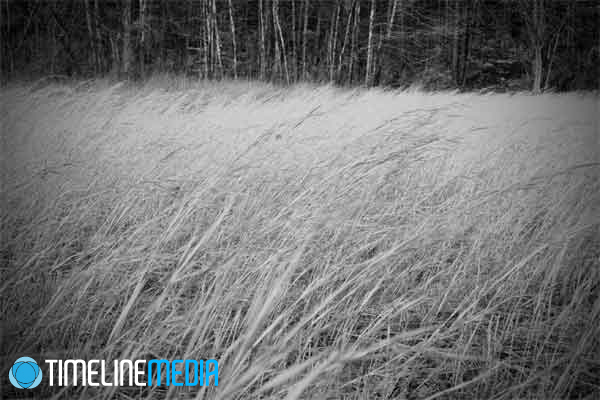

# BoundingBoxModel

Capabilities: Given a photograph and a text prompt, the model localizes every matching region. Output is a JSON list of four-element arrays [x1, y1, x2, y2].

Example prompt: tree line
[[1, 1, 598, 92]]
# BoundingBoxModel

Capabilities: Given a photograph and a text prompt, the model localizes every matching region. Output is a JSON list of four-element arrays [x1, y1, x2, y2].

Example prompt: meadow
[[2, 77, 599, 399]]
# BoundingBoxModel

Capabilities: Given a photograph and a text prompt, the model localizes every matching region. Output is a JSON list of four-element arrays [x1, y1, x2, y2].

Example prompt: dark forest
[[2, 0, 598, 91]]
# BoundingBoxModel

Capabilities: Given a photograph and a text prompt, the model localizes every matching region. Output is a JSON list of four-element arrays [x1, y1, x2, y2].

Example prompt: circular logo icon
[[9, 357, 43, 389]]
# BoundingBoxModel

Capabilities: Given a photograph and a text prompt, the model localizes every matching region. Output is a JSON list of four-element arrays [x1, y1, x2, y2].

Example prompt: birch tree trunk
[[460, 0, 470, 87], [328, 1, 340, 82], [452, 0, 460, 85], [313, 7, 321, 79], [532, 0, 545, 93], [94, 0, 102, 71], [84, 0, 97, 74], [302, 0, 309, 79], [291, 0, 297, 81], [121, 0, 132, 79], [273, 0, 289, 83], [0, 1, 4, 77], [520, 0, 547, 93], [185, 0, 191, 75], [349, 0, 360, 84], [227, 0, 237, 79], [337, 0, 354, 81], [139, 0, 146, 79], [365, 0, 376, 86], [273, 12, 281, 79], [259, 0, 266, 80], [387, 0, 399, 39], [532, 44, 543, 93], [202, 0, 209, 78], [212, 0, 223, 78]]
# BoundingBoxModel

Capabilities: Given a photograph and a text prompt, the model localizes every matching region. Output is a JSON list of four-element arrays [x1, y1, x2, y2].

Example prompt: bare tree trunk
[[399, 0, 404, 57], [272, 0, 280, 79], [291, 0, 297, 81], [84, 0, 97, 74], [365, 0, 375, 86], [544, 19, 565, 90], [157, 0, 165, 71], [205, 0, 213, 76], [451, 0, 460, 85], [259, 0, 266, 80], [532, 0, 544, 93], [373, 0, 398, 85], [349, 0, 360, 84], [520, 0, 547, 93], [94, 0, 102, 72], [264, 0, 272, 78], [202, 0, 209, 78], [444, 0, 449, 51], [337, 0, 354, 81], [532, 44, 543, 93], [228, 0, 237, 79], [314, 8, 321, 78], [0, 0, 6, 79], [273, 0, 289, 83], [386, 0, 398, 39], [302, 0, 309, 79], [139, 0, 146, 79], [274, 16, 281, 79], [0, 0, 4, 77], [328, 0, 340, 82], [212, 0, 223, 79], [185, 0, 192, 74], [9, 0, 13, 74], [1, 0, 15, 78], [50, 18, 56, 74], [460, 0, 470, 87], [121, 0, 132, 79], [110, 34, 120, 75], [36, 8, 41, 67]]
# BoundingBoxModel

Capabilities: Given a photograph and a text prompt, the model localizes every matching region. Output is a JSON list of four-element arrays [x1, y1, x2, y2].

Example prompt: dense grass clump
[[1, 79, 599, 399]]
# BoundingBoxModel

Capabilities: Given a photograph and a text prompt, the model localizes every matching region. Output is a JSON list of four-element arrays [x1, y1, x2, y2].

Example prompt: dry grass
[[1, 77, 599, 399]]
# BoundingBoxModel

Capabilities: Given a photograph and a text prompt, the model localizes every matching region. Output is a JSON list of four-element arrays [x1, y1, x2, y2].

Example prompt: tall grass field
[[1, 78, 599, 399]]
